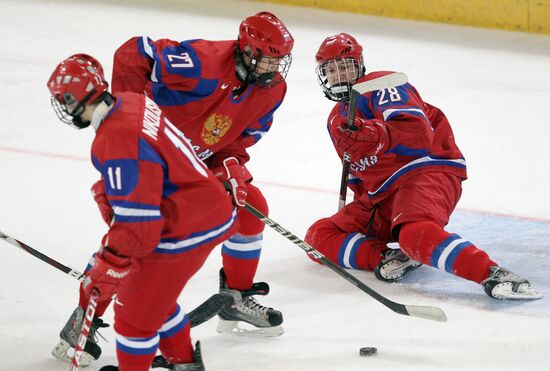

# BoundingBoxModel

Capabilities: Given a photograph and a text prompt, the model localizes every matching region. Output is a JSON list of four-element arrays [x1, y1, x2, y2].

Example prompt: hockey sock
[[305, 218, 385, 270], [114, 321, 159, 371], [399, 221, 496, 283], [158, 304, 193, 364], [221, 233, 262, 290]]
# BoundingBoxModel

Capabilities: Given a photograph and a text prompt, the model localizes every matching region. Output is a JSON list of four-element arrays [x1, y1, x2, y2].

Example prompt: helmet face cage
[[316, 57, 363, 101], [50, 91, 93, 129], [241, 47, 292, 88]]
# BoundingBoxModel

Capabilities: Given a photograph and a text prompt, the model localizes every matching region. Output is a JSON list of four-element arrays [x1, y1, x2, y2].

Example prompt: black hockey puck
[[359, 347, 377, 357]]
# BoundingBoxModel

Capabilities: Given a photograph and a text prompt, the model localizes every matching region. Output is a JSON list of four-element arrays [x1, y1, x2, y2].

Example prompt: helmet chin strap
[[329, 82, 353, 101], [256, 71, 275, 86], [67, 89, 97, 129], [71, 115, 91, 129], [71, 92, 114, 130]]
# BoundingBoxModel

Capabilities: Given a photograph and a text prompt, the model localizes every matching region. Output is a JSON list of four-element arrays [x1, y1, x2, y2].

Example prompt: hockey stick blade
[[244, 204, 447, 322], [352, 72, 408, 95], [1, 229, 221, 328], [188, 293, 230, 328], [405, 304, 447, 322]]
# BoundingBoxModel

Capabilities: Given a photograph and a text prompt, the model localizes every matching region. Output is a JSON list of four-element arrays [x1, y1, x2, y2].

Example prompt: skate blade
[[216, 319, 284, 337], [491, 283, 544, 300], [51, 339, 94, 367]]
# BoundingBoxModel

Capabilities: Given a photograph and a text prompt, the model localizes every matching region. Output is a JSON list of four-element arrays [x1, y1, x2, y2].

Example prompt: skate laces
[[233, 296, 270, 318], [65, 310, 109, 344], [493, 267, 518, 280], [482, 267, 527, 286], [90, 317, 109, 343]]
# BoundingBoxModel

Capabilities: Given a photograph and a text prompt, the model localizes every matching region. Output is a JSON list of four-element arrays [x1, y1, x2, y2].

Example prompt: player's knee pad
[[304, 218, 344, 263], [305, 218, 341, 249], [237, 183, 268, 235], [305, 218, 382, 270]]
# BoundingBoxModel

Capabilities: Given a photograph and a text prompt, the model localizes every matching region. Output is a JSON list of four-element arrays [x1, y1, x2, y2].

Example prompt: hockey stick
[[0, 230, 225, 328], [244, 203, 447, 322], [70, 290, 99, 371], [0, 230, 85, 281], [338, 72, 408, 210]]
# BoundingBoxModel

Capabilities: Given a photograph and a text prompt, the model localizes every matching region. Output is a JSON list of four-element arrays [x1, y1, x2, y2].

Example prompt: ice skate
[[217, 269, 283, 337], [51, 306, 108, 366], [374, 248, 421, 282], [150, 341, 205, 370], [482, 266, 543, 300]]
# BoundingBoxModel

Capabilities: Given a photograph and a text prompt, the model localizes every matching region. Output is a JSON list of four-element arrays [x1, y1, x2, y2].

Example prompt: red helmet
[[315, 33, 363, 65], [67, 53, 105, 78], [315, 33, 365, 101], [238, 11, 294, 58], [47, 54, 108, 128], [236, 12, 294, 87]]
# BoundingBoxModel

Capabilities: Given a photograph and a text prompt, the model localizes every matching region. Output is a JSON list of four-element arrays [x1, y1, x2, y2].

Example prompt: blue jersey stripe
[[155, 209, 237, 254], [368, 156, 466, 198]]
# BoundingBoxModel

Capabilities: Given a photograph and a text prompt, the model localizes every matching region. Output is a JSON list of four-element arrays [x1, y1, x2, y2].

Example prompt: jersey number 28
[[377, 88, 402, 105]]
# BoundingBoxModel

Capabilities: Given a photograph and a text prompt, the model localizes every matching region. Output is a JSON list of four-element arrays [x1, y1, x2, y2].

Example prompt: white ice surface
[[1, 0, 549, 370]]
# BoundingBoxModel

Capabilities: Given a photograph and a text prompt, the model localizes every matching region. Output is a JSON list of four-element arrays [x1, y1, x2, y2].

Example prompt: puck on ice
[[359, 347, 377, 357]]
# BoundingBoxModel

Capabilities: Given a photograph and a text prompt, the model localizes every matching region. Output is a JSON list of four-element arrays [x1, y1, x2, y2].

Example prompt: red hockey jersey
[[328, 71, 467, 201], [111, 36, 287, 168], [91, 92, 237, 259]]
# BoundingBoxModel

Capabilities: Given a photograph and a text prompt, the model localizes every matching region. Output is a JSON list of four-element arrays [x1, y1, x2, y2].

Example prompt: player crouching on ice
[[303, 33, 542, 301], [47, 54, 239, 370]]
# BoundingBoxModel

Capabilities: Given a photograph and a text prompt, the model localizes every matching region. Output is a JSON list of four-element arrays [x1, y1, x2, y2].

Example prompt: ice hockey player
[[304, 33, 542, 300], [108, 11, 293, 337], [51, 11, 293, 366], [47, 53, 238, 370]]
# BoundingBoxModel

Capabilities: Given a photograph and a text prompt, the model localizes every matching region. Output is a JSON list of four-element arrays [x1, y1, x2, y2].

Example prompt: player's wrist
[[100, 247, 132, 268]]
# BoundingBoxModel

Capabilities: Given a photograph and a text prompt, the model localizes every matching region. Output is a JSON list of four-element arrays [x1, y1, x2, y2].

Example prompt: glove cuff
[[101, 247, 132, 268]]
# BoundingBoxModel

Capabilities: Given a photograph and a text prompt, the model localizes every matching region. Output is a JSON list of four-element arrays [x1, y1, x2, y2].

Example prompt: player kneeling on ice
[[304, 33, 542, 301], [47, 54, 239, 370]]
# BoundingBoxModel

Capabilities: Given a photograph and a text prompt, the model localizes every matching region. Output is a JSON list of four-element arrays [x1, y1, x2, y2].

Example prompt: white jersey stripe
[[113, 206, 161, 217], [157, 209, 237, 251]]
